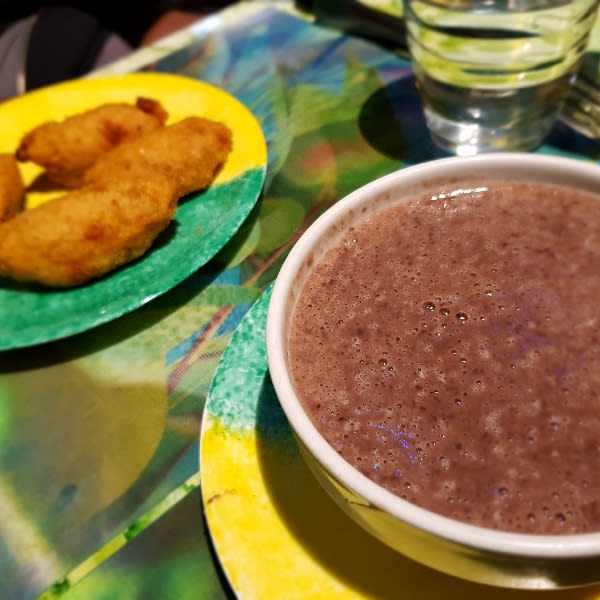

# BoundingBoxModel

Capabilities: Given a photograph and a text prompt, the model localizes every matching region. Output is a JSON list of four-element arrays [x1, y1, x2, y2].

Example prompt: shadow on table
[[359, 75, 600, 164], [545, 120, 600, 159], [358, 75, 450, 167]]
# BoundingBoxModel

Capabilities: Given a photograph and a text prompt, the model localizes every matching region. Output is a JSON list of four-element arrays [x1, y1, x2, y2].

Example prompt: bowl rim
[[266, 152, 600, 559]]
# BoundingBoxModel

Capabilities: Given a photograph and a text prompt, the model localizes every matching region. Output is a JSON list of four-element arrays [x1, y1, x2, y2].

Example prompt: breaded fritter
[[0, 154, 25, 222], [0, 175, 178, 287], [15, 97, 168, 188], [84, 117, 232, 197]]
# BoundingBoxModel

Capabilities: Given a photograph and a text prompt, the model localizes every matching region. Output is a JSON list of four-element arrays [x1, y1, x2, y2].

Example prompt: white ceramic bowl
[[266, 153, 600, 589]]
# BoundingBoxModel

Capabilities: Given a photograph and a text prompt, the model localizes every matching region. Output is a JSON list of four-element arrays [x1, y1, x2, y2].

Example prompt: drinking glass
[[403, 0, 600, 154]]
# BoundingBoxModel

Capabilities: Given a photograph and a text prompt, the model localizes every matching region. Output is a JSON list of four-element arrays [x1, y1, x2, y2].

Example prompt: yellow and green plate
[[0, 72, 266, 350], [200, 287, 600, 599]]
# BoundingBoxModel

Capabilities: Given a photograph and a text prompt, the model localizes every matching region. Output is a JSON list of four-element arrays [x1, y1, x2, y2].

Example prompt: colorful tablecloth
[[1, 2, 599, 599]]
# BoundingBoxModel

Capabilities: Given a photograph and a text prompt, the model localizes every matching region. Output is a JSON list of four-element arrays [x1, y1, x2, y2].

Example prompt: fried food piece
[[84, 117, 232, 197], [0, 154, 25, 222], [15, 97, 169, 188], [0, 175, 178, 287]]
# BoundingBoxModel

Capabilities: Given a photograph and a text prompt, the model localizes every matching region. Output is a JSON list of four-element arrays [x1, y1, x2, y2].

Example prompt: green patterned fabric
[[1, 2, 598, 599]]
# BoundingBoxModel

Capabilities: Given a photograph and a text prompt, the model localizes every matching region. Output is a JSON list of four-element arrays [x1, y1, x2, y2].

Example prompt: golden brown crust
[[15, 99, 169, 189], [84, 116, 233, 197], [136, 96, 169, 123], [2, 100, 233, 288], [0, 154, 25, 222], [0, 175, 178, 287]]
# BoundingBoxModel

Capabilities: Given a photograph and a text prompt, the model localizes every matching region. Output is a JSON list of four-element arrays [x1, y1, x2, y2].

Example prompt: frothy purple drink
[[288, 181, 600, 535]]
